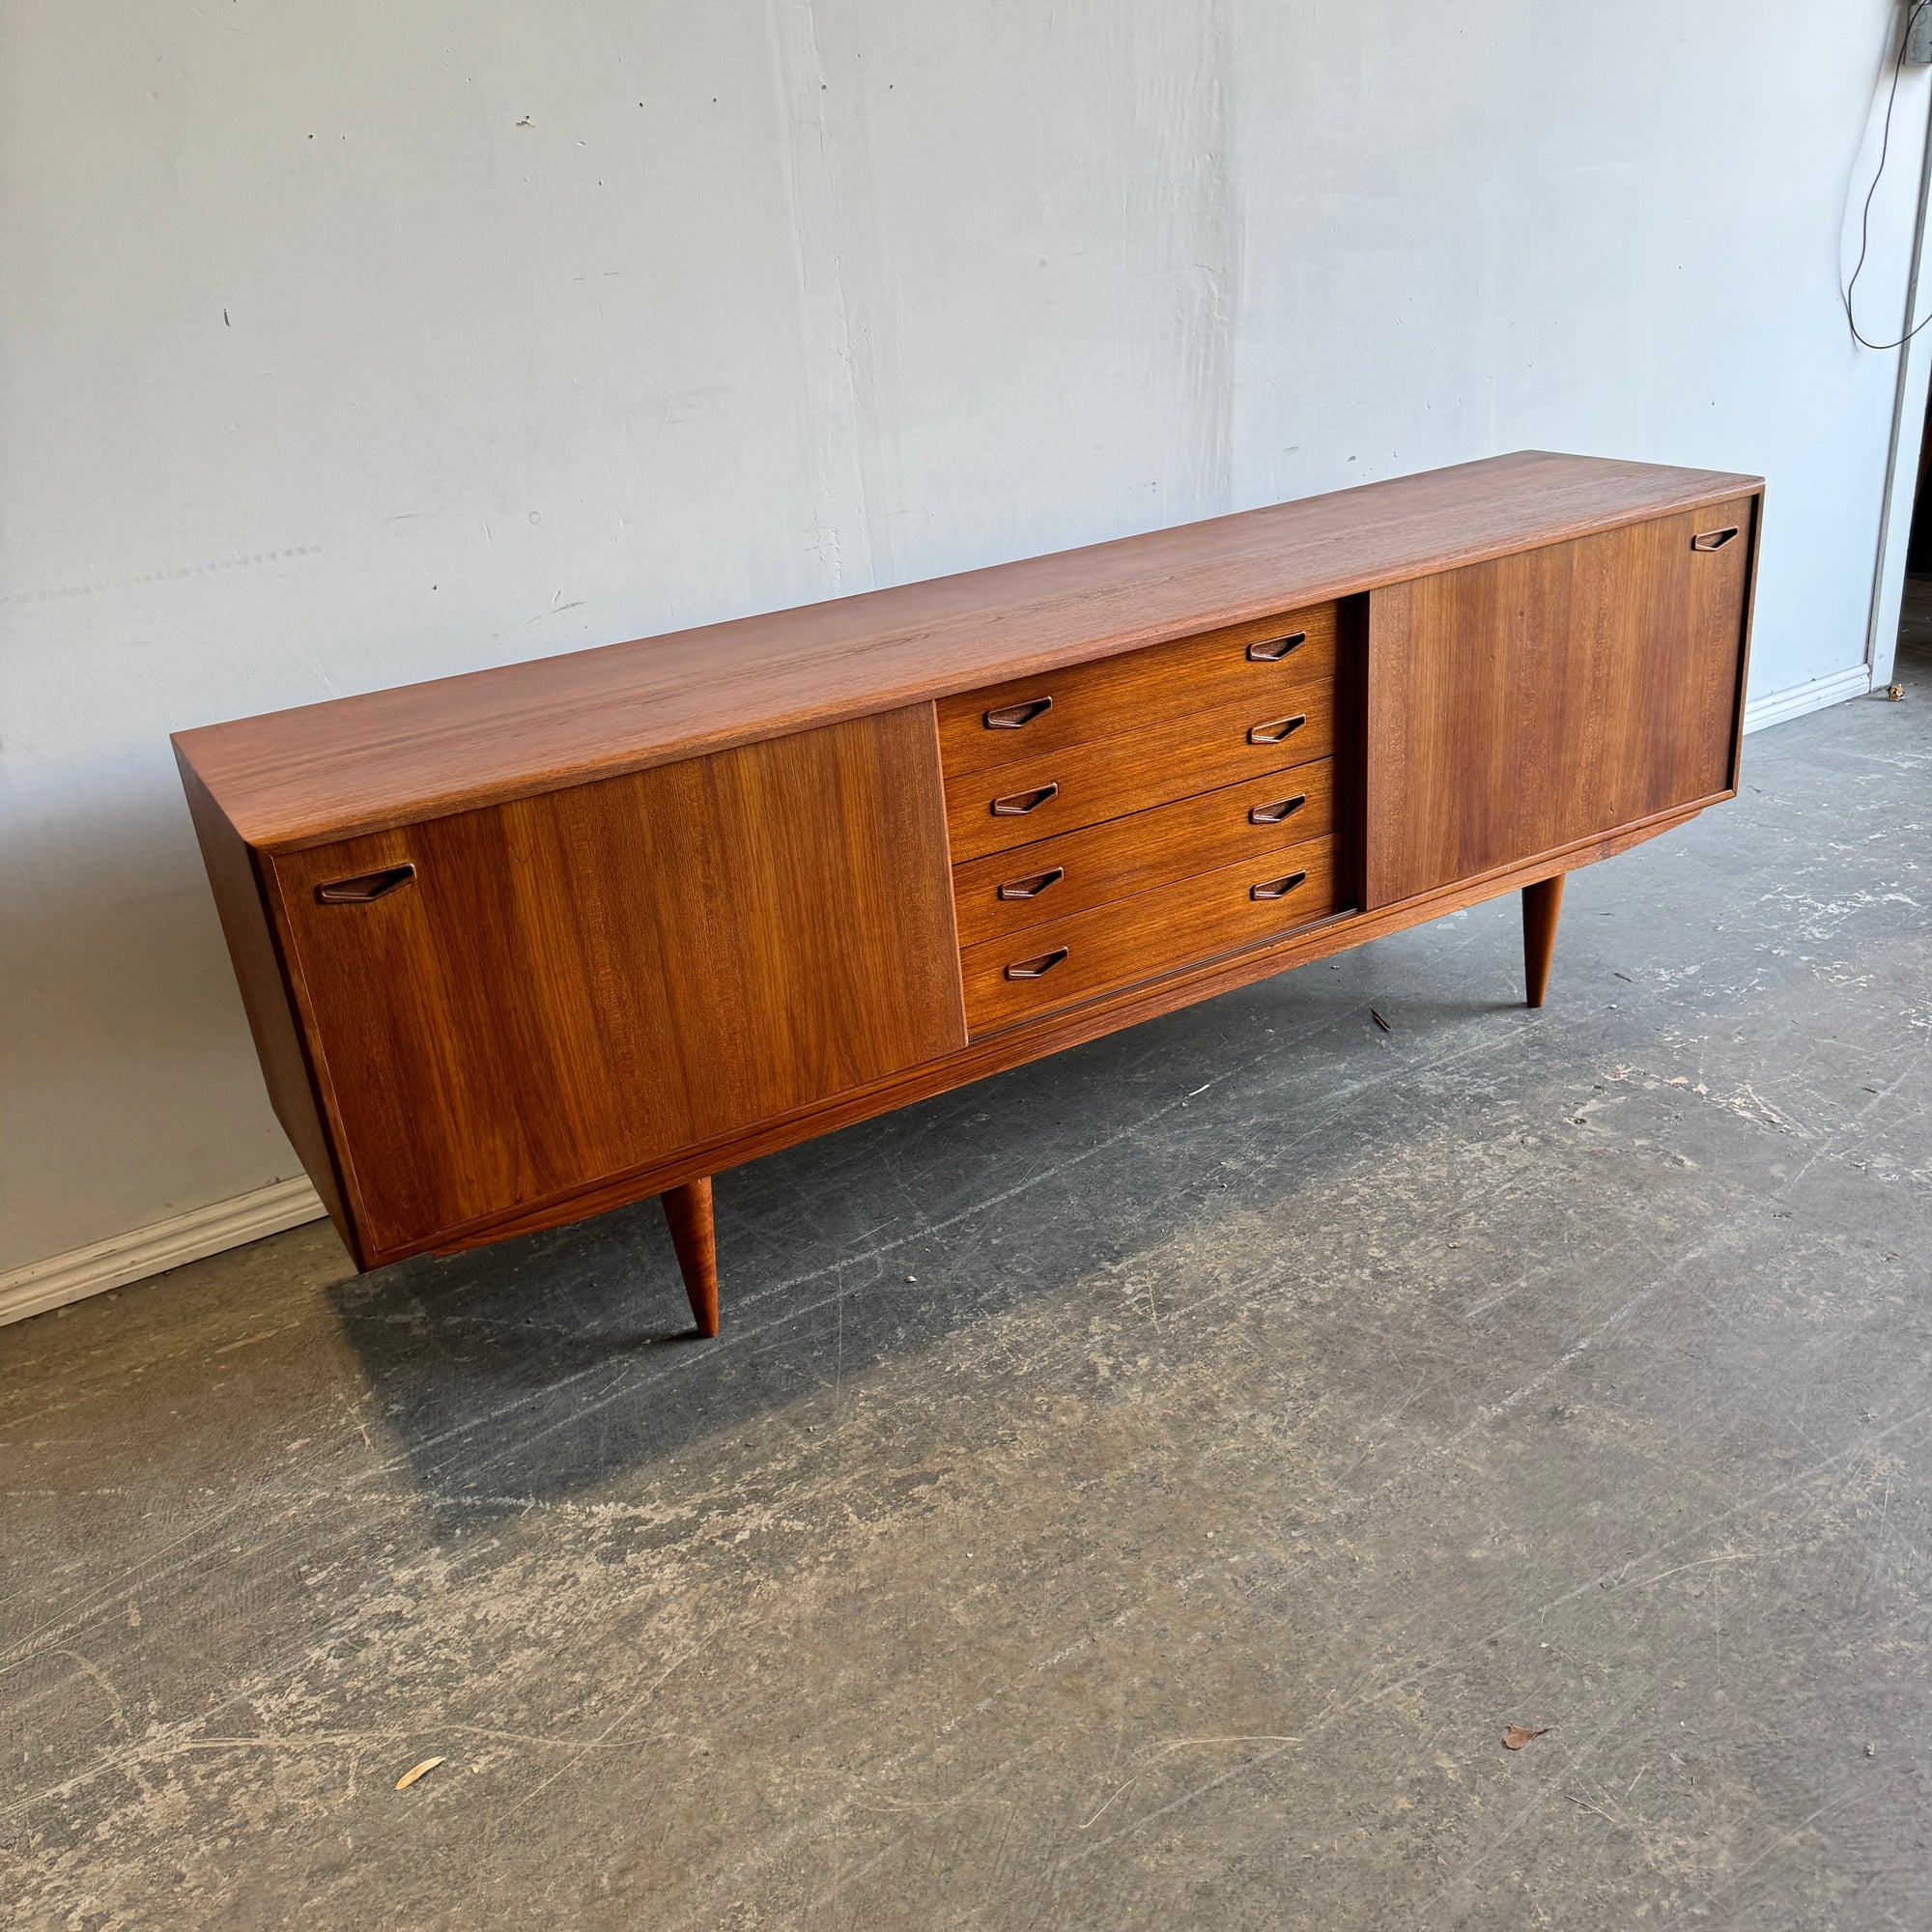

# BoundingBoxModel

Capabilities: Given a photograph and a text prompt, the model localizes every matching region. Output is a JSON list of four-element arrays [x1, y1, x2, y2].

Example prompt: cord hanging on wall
[[1844, 1, 1932, 349]]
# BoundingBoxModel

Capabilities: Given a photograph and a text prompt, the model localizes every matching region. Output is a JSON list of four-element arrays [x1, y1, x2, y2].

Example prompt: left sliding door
[[268, 707, 966, 1263]]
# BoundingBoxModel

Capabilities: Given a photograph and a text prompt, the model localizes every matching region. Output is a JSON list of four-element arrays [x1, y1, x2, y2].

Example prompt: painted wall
[[3, 1, 1926, 1276]]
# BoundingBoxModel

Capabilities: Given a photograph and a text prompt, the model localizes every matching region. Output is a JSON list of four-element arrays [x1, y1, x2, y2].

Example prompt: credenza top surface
[[173, 450, 1762, 852]]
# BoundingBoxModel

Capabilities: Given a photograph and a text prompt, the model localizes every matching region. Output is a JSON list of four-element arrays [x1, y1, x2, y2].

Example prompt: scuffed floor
[[5, 639, 1930, 1929]]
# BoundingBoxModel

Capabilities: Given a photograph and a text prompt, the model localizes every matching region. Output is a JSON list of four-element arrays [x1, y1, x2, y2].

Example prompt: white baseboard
[[0, 1179, 327, 1329], [1743, 664, 1874, 734]]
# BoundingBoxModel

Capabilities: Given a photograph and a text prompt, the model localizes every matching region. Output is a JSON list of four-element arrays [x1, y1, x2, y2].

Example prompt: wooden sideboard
[[174, 451, 1762, 1334]]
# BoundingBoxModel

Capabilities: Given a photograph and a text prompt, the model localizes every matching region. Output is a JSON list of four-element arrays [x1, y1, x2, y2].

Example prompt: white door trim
[[1868, 63, 1932, 690]]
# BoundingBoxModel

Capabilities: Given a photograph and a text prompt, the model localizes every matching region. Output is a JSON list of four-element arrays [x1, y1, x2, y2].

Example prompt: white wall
[[3, 1, 1927, 1277]]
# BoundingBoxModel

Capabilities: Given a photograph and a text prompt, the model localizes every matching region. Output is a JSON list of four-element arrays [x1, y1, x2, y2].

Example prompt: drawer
[[944, 679, 1336, 864], [960, 835, 1341, 1035], [952, 762, 1337, 949], [937, 605, 1338, 775]]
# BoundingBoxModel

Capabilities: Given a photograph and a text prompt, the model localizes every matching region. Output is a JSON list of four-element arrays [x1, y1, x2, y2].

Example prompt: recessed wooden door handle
[[1248, 793, 1307, 826], [1691, 526, 1739, 552], [984, 696, 1053, 730], [997, 866, 1065, 902], [1248, 715, 1307, 746], [1246, 631, 1308, 663], [316, 863, 416, 904], [990, 781, 1060, 817], [1005, 947, 1069, 980], [1250, 869, 1308, 902]]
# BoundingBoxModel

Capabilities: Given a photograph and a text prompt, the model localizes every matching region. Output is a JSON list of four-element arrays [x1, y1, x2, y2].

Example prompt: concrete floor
[[6, 635, 1931, 1931]]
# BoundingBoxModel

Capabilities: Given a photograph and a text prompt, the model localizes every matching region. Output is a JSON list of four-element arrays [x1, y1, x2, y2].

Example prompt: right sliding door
[[1363, 495, 1758, 907]]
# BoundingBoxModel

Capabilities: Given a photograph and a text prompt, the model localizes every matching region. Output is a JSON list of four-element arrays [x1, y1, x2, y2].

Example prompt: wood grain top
[[173, 450, 1762, 851]]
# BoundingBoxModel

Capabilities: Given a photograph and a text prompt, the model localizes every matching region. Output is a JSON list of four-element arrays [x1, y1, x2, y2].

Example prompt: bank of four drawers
[[939, 606, 1343, 1032]]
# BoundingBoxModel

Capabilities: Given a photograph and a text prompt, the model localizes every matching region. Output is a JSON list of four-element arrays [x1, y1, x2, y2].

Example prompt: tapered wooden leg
[[661, 1178, 719, 1337], [1521, 874, 1565, 1009]]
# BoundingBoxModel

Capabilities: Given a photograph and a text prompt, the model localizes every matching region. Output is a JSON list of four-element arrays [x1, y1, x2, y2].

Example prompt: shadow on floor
[[325, 958, 1475, 1531]]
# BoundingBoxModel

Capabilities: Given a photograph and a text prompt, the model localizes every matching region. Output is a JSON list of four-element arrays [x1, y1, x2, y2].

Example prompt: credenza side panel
[[1363, 501, 1755, 906], [174, 752, 357, 1255], [267, 705, 966, 1259]]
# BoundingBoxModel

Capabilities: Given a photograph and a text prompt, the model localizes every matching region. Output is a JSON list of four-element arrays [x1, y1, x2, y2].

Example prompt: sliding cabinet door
[[1365, 496, 1757, 907], [269, 707, 966, 1262]]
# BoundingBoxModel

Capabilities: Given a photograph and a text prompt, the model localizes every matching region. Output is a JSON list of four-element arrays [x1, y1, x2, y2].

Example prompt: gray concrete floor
[[6, 629, 1932, 1932]]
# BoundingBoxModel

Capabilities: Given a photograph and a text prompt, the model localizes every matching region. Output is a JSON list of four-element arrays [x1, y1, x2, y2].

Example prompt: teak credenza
[[174, 451, 1762, 1335]]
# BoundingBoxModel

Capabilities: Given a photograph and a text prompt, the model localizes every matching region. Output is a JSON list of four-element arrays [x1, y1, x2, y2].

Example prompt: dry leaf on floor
[[1501, 1725, 1550, 1751], [394, 1756, 447, 1791], [1371, 1009, 1393, 1033]]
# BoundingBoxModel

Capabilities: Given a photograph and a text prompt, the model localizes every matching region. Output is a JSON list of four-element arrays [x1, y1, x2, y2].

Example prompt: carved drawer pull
[[1005, 947, 1070, 981], [998, 866, 1065, 902], [1248, 714, 1307, 746], [1250, 869, 1308, 902], [316, 863, 416, 904], [990, 781, 1060, 817], [1691, 526, 1740, 553], [1248, 793, 1307, 826], [984, 696, 1053, 730], [1246, 631, 1308, 663]]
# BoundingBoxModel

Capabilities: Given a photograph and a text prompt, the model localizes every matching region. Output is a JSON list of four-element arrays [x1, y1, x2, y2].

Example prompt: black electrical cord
[[1845, 0, 1932, 350]]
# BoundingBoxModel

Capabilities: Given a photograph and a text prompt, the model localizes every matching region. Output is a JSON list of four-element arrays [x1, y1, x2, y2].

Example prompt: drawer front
[[960, 835, 1340, 1034], [937, 606, 1338, 775], [945, 680, 1336, 864], [952, 762, 1337, 950]]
